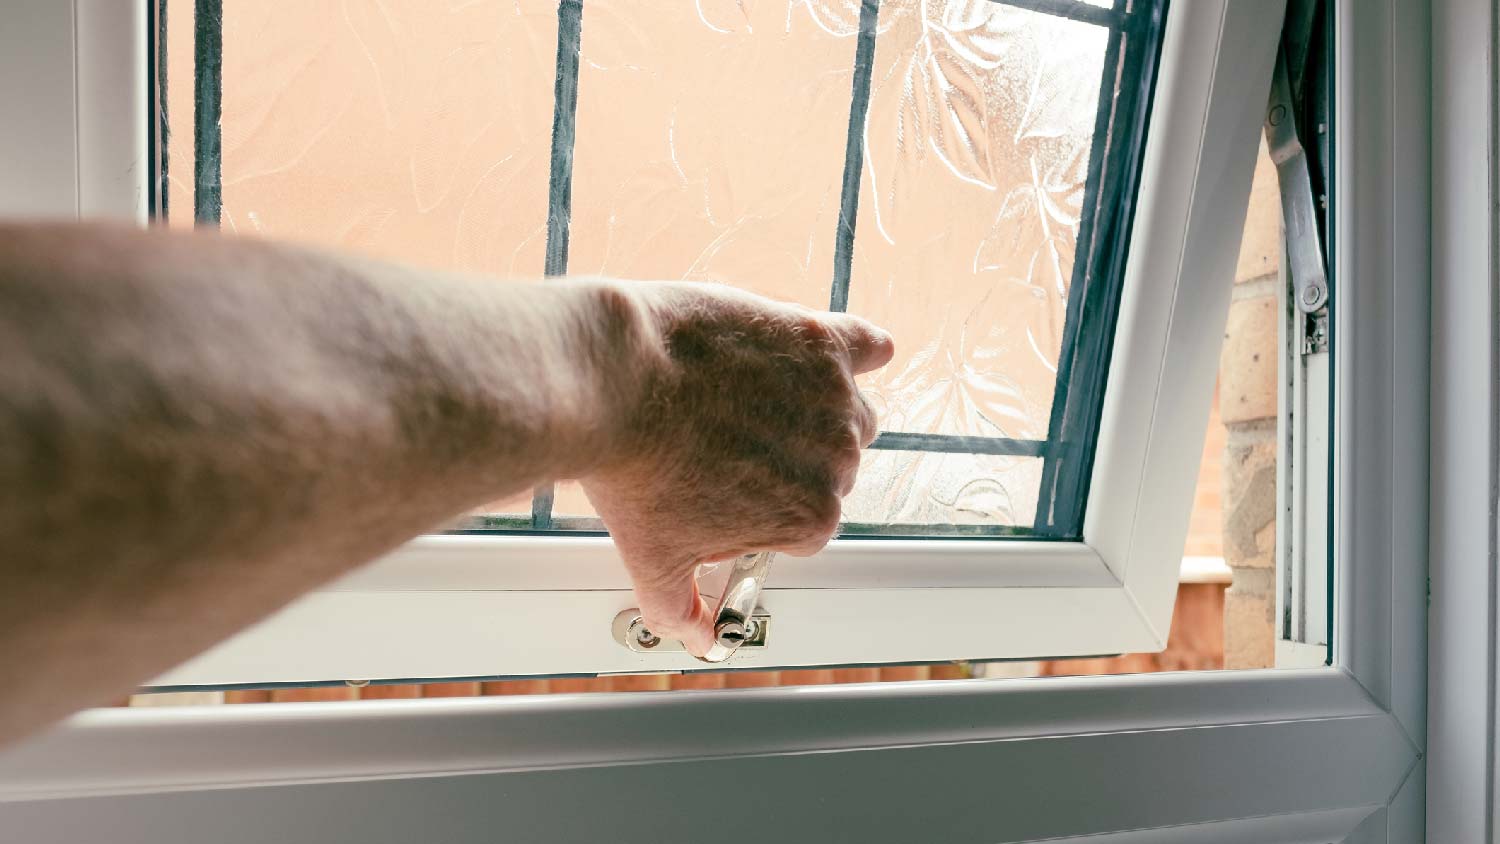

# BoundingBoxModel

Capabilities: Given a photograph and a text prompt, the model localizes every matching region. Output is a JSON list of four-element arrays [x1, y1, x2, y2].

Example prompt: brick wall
[[1220, 139, 1282, 669]]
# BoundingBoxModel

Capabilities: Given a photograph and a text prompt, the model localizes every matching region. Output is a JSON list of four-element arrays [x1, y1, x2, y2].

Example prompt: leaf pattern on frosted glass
[[217, 10, 353, 191], [793, 0, 866, 36], [191, 0, 1111, 530], [971, 147, 1087, 372], [211, 0, 558, 274], [865, 0, 1105, 244], [871, 283, 1046, 440], [846, 0, 1106, 525], [566, 0, 856, 311], [977, 147, 1086, 277], [404, 43, 507, 212], [847, 276, 1054, 526], [844, 450, 1040, 526]]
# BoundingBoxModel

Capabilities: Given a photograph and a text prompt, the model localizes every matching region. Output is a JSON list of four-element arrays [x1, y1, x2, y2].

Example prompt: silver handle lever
[[612, 551, 776, 663], [701, 550, 775, 662]]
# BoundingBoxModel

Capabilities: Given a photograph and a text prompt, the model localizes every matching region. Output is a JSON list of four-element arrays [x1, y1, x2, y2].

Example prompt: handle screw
[[634, 624, 661, 649]]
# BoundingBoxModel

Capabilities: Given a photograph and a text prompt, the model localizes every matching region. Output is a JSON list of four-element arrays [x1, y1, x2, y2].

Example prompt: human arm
[[0, 221, 891, 745]]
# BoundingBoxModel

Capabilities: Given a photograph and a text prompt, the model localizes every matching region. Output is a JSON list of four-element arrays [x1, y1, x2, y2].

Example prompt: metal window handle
[[612, 551, 775, 663], [703, 550, 775, 661]]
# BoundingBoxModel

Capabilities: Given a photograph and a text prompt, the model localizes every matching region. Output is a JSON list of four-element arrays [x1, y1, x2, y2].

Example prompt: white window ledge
[[1178, 556, 1232, 584]]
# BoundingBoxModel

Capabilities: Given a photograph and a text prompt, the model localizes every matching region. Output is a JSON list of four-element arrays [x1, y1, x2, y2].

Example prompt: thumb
[[630, 562, 717, 658], [587, 484, 720, 658], [826, 313, 895, 375]]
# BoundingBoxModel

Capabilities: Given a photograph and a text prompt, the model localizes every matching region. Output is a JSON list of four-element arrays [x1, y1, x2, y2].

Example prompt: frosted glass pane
[[848, 1, 1108, 444], [164, 0, 195, 228], [551, 481, 597, 520], [566, 0, 857, 309], [481, 458, 1041, 532], [205, 0, 559, 276], [468, 485, 595, 524], [844, 451, 1041, 529], [171, 0, 1122, 535], [466, 491, 534, 527]]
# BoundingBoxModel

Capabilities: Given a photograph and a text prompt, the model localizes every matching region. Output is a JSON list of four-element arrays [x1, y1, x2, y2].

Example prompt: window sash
[[176, 0, 1168, 540], [145, 0, 1272, 685]]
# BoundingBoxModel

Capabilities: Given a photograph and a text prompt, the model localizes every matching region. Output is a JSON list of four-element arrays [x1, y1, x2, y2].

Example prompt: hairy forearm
[[0, 222, 641, 740]]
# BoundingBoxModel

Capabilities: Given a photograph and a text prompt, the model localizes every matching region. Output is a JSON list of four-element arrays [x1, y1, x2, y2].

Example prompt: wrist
[[552, 279, 666, 478]]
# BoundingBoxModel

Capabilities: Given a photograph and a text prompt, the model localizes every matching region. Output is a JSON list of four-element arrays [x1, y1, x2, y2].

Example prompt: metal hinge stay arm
[[1265, 47, 1329, 318]]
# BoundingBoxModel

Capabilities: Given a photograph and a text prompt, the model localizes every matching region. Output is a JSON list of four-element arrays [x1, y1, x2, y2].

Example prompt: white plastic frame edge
[[0, 0, 146, 221]]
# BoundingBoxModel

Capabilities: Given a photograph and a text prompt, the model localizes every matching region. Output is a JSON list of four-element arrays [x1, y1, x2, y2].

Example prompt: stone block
[[1222, 435, 1277, 568], [1220, 295, 1279, 425], [1224, 567, 1276, 669], [1235, 138, 1282, 283]]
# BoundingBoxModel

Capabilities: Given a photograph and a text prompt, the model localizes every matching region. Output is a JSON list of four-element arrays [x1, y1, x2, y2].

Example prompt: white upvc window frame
[[0, 0, 147, 223], [123, 0, 1281, 686], [0, 0, 1463, 841], [1277, 248, 1334, 668]]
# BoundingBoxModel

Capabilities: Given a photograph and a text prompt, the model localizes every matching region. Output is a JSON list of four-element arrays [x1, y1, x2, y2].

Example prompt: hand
[[580, 282, 894, 656]]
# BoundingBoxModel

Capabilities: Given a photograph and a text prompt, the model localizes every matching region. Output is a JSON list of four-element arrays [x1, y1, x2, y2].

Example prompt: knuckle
[[820, 378, 859, 420], [810, 492, 843, 538], [845, 436, 865, 464], [776, 493, 841, 555], [836, 464, 860, 497], [798, 315, 834, 344], [853, 397, 878, 445], [837, 432, 864, 473], [789, 316, 837, 360]]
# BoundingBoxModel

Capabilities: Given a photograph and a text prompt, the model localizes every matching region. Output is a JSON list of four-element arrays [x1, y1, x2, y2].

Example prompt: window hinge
[[1266, 38, 1330, 316]]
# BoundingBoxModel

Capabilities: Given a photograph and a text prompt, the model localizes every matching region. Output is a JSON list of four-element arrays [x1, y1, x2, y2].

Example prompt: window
[[143, 0, 1280, 686], [0, 1, 1436, 839], [168, 0, 1161, 541]]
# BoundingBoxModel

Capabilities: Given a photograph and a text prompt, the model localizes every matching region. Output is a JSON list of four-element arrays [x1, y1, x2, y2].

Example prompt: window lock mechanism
[[611, 551, 775, 662]]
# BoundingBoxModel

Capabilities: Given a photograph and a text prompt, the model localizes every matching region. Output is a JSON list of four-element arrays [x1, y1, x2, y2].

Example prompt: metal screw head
[[1268, 104, 1287, 127], [633, 623, 661, 649], [1300, 283, 1327, 310]]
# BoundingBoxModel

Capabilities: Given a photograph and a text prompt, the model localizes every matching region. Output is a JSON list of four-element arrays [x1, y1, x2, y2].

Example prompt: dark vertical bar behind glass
[[828, 0, 881, 313], [192, 0, 222, 226], [149, 0, 168, 221], [991, 0, 1121, 27], [531, 0, 585, 529], [543, 0, 583, 278]]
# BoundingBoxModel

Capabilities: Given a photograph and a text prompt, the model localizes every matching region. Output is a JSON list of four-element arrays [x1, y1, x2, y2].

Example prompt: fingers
[[777, 490, 843, 556], [854, 390, 878, 447], [631, 563, 718, 658], [834, 406, 873, 497], [825, 313, 895, 375]]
